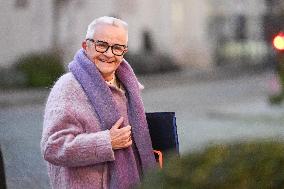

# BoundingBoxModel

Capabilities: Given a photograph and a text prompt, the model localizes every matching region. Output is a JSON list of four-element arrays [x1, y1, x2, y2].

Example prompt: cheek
[[115, 56, 123, 64], [88, 51, 100, 60]]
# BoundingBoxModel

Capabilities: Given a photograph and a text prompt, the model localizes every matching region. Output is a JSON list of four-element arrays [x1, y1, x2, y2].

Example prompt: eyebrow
[[95, 40, 128, 48]]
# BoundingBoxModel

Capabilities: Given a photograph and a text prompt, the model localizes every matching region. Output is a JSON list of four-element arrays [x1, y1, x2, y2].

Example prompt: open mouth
[[99, 59, 114, 64]]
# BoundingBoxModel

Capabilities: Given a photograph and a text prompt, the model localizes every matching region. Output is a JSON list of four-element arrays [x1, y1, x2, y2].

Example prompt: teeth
[[98, 59, 114, 63]]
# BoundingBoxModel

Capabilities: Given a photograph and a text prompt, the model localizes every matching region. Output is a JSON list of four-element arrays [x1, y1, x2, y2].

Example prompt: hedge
[[140, 141, 284, 189], [14, 51, 65, 88]]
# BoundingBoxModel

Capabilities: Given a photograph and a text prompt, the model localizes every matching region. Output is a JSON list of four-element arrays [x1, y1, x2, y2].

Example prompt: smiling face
[[82, 24, 128, 81]]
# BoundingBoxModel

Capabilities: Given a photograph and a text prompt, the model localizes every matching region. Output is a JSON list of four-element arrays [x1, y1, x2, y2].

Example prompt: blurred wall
[[0, 0, 214, 70], [1, 0, 267, 70], [0, 0, 53, 68]]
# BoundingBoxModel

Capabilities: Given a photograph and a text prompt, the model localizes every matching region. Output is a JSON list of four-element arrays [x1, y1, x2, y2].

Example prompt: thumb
[[112, 117, 124, 129]]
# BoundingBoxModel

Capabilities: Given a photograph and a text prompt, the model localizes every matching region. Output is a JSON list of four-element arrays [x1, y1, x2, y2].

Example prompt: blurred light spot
[[273, 33, 284, 51]]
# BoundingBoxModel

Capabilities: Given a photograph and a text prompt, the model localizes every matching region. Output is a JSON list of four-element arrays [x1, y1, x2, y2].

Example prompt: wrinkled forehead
[[93, 24, 128, 44]]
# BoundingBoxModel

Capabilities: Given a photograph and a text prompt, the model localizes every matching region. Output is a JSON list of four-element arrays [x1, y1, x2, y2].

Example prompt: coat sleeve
[[41, 74, 115, 167]]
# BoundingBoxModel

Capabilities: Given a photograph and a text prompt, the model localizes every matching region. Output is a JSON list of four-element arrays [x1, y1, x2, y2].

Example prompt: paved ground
[[140, 70, 284, 152], [0, 105, 49, 189], [0, 68, 283, 188]]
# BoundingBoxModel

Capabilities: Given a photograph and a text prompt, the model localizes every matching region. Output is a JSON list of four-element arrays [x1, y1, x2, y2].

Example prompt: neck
[[102, 72, 115, 82]]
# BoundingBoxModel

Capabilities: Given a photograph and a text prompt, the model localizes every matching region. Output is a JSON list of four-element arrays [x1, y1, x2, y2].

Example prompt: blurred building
[[0, 0, 279, 71], [207, 0, 268, 68], [209, 0, 284, 69], [0, 0, 211, 70]]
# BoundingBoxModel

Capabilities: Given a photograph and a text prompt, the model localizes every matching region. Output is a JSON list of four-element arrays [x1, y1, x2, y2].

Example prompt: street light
[[269, 32, 284, 105], [273, 32, 284, 51]]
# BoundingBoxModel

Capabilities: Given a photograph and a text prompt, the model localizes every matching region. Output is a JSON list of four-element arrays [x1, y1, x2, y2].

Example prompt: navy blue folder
[[146, 112, 179, 155]]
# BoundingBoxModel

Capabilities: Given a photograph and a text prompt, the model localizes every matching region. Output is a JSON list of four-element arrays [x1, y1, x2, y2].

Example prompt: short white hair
[[85, 16, 128, 39]]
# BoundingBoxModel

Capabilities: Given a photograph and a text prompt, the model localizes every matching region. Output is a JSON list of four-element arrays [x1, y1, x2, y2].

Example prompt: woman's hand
[[109, 117, 132, 150]]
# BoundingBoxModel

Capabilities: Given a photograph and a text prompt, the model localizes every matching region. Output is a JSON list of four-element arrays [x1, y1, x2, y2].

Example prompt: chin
[[99, 68, 115, 74]]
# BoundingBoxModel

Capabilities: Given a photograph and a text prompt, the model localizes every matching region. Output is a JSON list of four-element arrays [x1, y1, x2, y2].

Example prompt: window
[[15, 0, 29, 9]]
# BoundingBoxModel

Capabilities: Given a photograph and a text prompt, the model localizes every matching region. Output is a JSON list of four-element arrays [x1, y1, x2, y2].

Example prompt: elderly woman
[[41, 16, 156, 189]]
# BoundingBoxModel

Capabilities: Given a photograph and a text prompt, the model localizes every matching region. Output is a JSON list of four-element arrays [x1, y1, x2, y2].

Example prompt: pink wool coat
[[41, 73, 145, 189]]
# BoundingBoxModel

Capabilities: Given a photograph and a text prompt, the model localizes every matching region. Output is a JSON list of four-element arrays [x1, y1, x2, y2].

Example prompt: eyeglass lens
[[92, 40, 126, 56]]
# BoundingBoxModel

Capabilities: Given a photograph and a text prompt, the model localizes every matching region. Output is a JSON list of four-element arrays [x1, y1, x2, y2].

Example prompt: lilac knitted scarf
[[69, 49, 156, 189]]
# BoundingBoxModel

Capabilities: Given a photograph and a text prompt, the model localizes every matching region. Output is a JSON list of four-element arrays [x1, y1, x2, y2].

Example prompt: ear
[[82, 41, 87, 50]]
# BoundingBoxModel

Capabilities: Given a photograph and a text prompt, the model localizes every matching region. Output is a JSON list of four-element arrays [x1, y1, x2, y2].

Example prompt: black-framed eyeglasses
[[86, 39, 127, 56]]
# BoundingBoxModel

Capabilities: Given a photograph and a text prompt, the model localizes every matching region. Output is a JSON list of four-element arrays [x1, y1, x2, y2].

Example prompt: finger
[[112, 117, 124, 129], [125, 140, 132, 147], [120, 125, 131, 132], [121, 132, 131, 140]]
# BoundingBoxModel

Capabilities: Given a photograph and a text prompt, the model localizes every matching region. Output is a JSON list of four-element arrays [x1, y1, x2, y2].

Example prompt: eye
[[113, 45, 125, 51], [96, 42, 109, 49]]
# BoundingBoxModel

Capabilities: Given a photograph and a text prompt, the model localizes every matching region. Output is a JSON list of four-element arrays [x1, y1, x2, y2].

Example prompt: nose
[[104, 47, 114, 57]]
